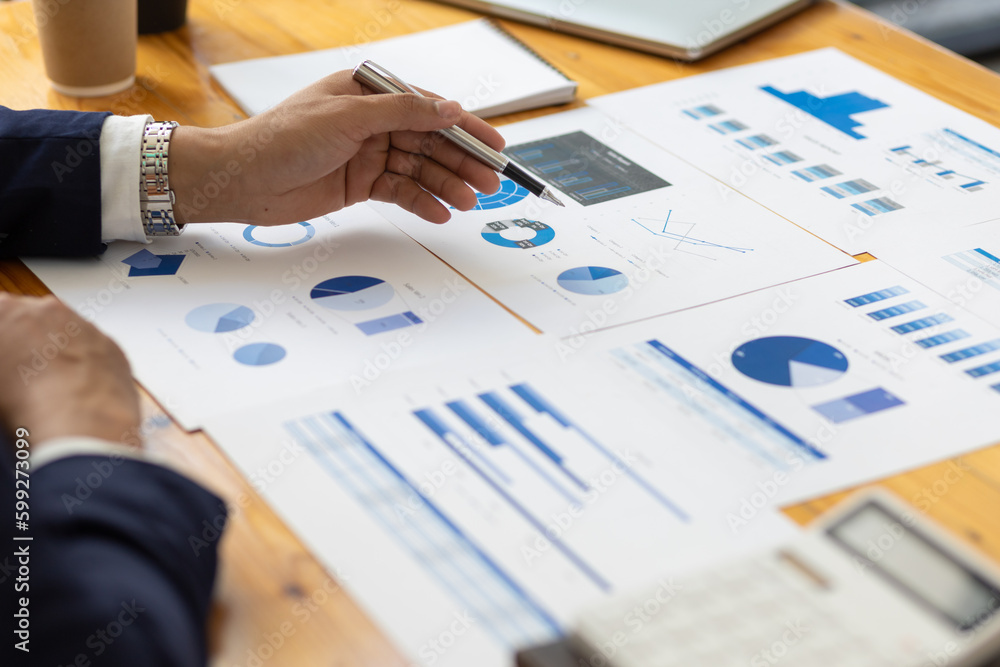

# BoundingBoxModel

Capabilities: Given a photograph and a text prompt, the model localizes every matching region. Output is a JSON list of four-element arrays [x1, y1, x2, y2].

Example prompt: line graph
[[631, 209, 754, 258]]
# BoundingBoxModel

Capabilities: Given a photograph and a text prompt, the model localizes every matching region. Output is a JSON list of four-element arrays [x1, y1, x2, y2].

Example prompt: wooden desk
[[2, 1, 999, 664]]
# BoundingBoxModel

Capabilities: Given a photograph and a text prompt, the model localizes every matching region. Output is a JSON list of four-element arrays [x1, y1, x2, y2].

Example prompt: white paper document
[[210, 19, 577, 118], [375, 107, 854, 336], [569, 260, 1000, 504], [24, 207, 534, 429], [875, 220, 1000, 329], [590, 48, 1000, 255], [204, 346, 802, 667]]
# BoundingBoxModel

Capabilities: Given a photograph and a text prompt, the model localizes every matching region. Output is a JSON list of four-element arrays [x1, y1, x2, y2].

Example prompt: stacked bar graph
[[682, 104, 723, 119], [736, 134, 778, 150], [763, 150, 803, 165], [852, 196, 904, 216], [792, 164, 841, 182], [709, 119, 748, 134], [821, 178, 879, 199]]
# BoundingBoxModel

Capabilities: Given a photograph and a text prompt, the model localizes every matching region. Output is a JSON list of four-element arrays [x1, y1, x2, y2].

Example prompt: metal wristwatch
[[139, 120, 184, 237]]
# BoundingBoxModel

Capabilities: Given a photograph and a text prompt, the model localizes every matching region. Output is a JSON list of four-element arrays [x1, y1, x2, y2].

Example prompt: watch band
[[139, 120, 183, 237]]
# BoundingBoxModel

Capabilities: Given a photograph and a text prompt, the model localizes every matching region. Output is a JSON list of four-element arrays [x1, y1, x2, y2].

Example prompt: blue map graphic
[[761, 86, 888, 139], [122, 249, 184, 276]]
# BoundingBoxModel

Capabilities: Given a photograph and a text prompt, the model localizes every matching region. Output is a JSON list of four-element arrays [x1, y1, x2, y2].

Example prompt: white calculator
[[571, 488, 1000, 667]]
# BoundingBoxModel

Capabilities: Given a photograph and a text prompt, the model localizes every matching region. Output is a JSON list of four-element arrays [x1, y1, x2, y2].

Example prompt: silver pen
[[353, 59, 565, 207]]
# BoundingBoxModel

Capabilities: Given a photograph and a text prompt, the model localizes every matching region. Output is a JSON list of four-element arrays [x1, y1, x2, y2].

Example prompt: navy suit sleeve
[[2, 454, 226, 666], [0, 106, 111, 258]]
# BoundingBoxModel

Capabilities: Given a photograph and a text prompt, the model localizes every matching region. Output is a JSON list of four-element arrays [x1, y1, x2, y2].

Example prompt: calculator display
[[827, 502, 1000, 631]]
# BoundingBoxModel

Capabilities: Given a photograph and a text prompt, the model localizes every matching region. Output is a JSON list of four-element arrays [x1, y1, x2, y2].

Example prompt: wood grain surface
[[2, 1, 998, 664]]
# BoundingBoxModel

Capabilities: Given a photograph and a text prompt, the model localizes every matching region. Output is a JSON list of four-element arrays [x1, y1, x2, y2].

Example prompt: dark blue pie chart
[[732, 336, 848, 387], [310, 276, 395, 311]]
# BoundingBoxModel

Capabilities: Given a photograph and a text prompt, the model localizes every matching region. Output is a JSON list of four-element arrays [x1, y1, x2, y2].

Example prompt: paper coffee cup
[[33, 0, 137, 97]]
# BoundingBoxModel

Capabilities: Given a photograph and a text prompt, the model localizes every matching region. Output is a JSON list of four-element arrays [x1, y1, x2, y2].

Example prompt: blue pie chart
[[732, 336, 848, 387], [233, 342, 286, 366], [471, 178, 531, 210], [243, 221, 316, 247], [481, 219, 555, 249], [186, 303, 257, 333], [310, 276, 395, 311], [557, 266, 629, 295]]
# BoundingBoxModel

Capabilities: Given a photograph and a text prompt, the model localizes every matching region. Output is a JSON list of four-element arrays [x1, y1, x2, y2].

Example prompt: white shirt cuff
[[31, 436, 145, 470], [100, 114, 153, 244]]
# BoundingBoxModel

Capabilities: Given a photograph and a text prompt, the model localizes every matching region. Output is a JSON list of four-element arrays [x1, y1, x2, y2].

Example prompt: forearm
[[169, 124, 243, 225]]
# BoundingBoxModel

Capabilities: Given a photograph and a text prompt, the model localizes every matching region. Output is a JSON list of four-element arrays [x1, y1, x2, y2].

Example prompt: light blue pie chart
[[310, 276, 395, 311], [557, 266, 629, 295], [186, 303, 257, 333], [233, 342, 286, 366]]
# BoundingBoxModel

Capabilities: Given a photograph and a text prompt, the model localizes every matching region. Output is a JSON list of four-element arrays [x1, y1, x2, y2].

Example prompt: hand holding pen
[[353, 60, 565, 207], [170, 68, 512, 225]]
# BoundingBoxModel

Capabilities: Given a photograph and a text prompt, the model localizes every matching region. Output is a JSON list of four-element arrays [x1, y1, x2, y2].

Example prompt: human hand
[[0, 294, 141, 446], [170, 69, 504, 226]]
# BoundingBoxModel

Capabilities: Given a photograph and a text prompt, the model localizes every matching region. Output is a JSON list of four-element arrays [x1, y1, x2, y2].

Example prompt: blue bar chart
[[942, 248, 1000, 291], [286, 413, 563, 649], [507, 131, 670, 206]]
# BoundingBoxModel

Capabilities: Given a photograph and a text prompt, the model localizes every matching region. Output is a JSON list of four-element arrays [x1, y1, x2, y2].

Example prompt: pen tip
[[541, 189, 565, 207]]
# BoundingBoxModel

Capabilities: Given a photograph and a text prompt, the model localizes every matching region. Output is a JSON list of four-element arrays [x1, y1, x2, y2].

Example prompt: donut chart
[[243, 221, 316, 247], [470, 179, 530, 210], [481, 219, 555, 249], [732, 336, 848, 387]]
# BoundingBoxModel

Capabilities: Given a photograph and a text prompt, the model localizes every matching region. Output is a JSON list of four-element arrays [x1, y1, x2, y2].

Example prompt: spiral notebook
[[210, 19, 578, 118]]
